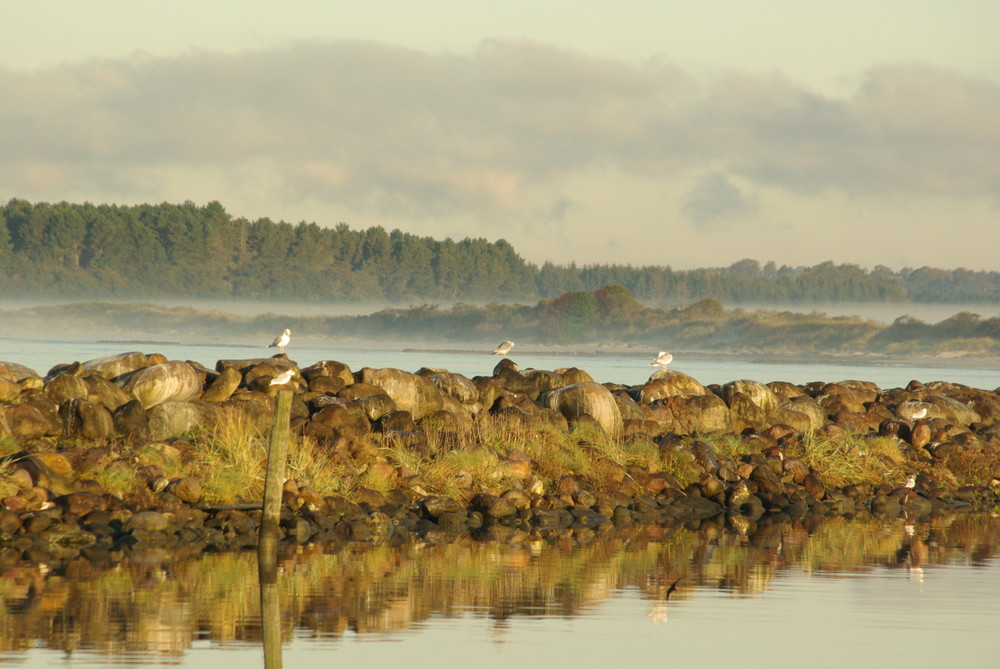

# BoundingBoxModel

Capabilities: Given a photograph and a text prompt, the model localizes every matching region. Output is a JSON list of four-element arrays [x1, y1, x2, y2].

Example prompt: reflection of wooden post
[[259, 388, 292, 578], [259, 579, 283, 669]]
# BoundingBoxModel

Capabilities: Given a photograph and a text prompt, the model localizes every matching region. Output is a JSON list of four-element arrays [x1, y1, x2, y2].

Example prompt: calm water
[[1, 336, 998, 391], [1, 516, 998, 668]]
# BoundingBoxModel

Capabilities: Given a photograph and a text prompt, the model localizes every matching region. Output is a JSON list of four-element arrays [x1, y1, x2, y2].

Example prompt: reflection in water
[[0, 514, 998, 664]]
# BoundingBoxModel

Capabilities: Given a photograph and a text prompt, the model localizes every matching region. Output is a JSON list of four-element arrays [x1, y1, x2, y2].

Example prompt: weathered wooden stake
[[258, 387, 292, 578]]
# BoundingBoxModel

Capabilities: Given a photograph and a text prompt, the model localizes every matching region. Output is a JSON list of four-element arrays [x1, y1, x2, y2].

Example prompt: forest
[[2, 199, 999, 304]]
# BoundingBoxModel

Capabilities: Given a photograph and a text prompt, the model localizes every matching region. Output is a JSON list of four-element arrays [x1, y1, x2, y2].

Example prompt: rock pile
[[2, 352, 999, 554]]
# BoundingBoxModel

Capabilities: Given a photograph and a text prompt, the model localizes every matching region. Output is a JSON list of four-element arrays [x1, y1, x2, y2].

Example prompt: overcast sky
[[2, 1, 999, 271]]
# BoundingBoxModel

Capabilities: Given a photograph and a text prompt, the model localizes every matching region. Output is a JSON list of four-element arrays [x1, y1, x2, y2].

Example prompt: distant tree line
[[2, 199, 998, 304]]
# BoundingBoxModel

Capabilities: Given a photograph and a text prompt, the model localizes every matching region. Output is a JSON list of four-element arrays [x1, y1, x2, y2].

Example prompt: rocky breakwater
[[1, 353, 1000, 557]]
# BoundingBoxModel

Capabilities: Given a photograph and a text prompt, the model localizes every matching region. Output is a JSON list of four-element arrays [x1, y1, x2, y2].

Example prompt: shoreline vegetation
[[2, 345, 999, 560], [2, 286, 1000, 358]]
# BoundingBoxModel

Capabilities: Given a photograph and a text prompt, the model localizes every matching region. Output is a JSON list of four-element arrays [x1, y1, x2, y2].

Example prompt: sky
[[2, 1, 999, 272]]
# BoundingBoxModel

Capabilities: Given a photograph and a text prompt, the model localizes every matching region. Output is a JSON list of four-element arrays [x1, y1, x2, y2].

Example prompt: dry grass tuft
[[797, 434, 907, 488]]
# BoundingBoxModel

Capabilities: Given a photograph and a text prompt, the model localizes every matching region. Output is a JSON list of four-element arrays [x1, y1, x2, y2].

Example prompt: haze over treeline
[[2, 199, 999, 304]]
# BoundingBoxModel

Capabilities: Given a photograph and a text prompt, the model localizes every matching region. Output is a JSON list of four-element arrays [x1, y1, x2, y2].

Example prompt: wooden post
[[258, 387, 292, 578], [259, 580, 283, 669]]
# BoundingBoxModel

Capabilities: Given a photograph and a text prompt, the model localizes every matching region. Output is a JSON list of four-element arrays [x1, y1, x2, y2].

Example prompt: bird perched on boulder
[[492, 340, 514, 356], [650, 350, 673, 367], [269, 369, 295, 386], [269, 329, 291, 353]]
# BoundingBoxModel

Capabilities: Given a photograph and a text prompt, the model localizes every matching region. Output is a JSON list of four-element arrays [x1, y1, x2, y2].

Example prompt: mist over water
[[4, 298, 999, 324], [725, 301, 1000, 324], [1, 297, 998, 389]]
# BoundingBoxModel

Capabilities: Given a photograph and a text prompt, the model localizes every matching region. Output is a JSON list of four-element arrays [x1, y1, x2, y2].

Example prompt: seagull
[[492, 341, 514, 356], [269, 328, 291, 353], [649, 351, 673, 367], [904, 475, 916, 489], [269, 369, 295, 386]]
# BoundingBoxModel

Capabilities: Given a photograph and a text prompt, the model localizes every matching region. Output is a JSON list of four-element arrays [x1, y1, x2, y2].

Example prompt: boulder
[[44, 372, 90, 403], [124, 361, 202, 410], [301, 360, 355, 388], [727, 392, 769, 433], [556, 367, 595, 385], [521, 369, 569, 395], [147, 400, 219, 441], [357, 367, 445, 421], [540, 382, 623, 436], [0, 404, 59, 441], [777, 396, 827, 431], [647, 394, 732, 435], [82, 352, 149, 379], [375, 410, 416, 432], [244, 360, 299, 386], [926, 395, 981, 426], [311, 398, 372, 438], [491, 359, 545, 398], [166, 477, 203, 504], [355, 393, 398, 422], [113, 399, 151, 442], [84, 374, 132, 411], [633, 371, 709, 404], [218, 398, 274, 433], [613, 392, 649, 421], [203, 366, 242, 402], [722, 380, 780, 413], [430, 372, 481, 406], [0, 362, 38, 383], [59, 398, 115, 441], [0, 376, 20, 403], [766, 381, 806, 402]]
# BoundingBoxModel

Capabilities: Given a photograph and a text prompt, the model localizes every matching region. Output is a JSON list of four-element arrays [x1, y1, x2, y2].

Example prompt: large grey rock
[[540, 382, 623, 436], [84, 374, 133, 411], [0, 404, 58, 441], [778, 396, 827, 431], [926, 395, 981, 426], [633, 371, 709, 404], [0, 376, 20, 403], [647, 394, 733, 435], [0, 361, 39, 383], [147, 400, 219, 440], [430, 372, 481, 406], [722, 380, 780, 413], [60, 398, 115, 441], [82, 352, 149, 379], [124, 361, 202, 410], [44, 373, 90, 403], [203, 366, 242, 402], [357, 367, 445, 421]]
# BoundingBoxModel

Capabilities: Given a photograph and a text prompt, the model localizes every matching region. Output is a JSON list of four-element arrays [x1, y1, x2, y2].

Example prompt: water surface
[[2, 337, 998, 391], [2, 515, 998, 668]]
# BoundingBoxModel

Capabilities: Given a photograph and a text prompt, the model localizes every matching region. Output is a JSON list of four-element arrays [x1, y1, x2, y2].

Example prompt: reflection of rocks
[[0, 516, 995, 658]]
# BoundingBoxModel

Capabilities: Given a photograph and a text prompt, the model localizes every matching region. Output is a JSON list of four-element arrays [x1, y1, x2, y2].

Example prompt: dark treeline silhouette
[[2, 199, 998, 303]]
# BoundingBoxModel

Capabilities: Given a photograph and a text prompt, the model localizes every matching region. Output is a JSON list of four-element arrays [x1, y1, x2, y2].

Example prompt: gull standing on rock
[[650, 351, 673, 367], [492, 341, 514, 357], [269, 369, 295, 386], [269, 329, 291, 353]]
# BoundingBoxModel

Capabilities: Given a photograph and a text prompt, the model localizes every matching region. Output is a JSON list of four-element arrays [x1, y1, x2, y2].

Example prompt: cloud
[[682, 172, 756, 228], [0, 41, 998, 249]]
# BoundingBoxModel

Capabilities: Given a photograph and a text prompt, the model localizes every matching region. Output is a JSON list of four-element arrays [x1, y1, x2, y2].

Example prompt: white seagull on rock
[[269, 369, 295, 386], [269, 328, 291, 353], [650, 351, 673, 367], [492, 341, 515, 356]]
